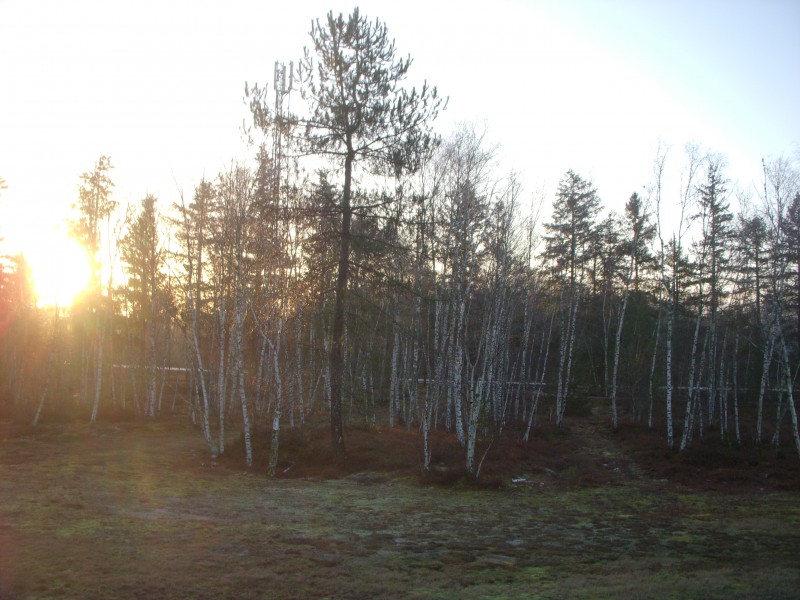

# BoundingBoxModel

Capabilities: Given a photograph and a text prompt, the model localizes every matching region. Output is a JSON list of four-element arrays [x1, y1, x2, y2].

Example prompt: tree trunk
[[554, 288, 569, 428], [718, 330, 728, 439], [329, 147, 354, 461], [32, 308, 58, 427], [390, 326, 400, 428], [756, 323, 775, 444], [732, 334, 741, 446], [557, 291, 580, 429], [451, 295, 467, 445], [610, 288, 629, 431], [147, 317, 157, 418], [235, 295, 253, 468], [269, 321, 285, 476], [90, 325, 106, 422], [423, 298, 447, 471], [524, 310, 555, 442], [778, 329, 800, 458], [295, 305, 305, 427], [681, 313, 706, 452], [217, 299, 227, 455], [465, 366, 482, 475], [665, 300, 675, 450], [647, 307, 662, 430], [255, 334, 268, 416], [191, 304, 217, 459]]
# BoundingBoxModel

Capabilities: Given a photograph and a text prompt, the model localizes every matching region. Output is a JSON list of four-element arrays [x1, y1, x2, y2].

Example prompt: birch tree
[[654, 144, 700, 449], [466, 177, 520, 475], [215, 164, 256, 467], [174, 182, 218, 458], [757, 157, 800, 451], [69, 155, 116, 416], [432, 125, 494, 447]]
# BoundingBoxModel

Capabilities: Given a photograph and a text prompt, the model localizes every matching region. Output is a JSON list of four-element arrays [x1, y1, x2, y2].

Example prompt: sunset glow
[[0, 4, 798, 597], [25, 229, 91, 308]]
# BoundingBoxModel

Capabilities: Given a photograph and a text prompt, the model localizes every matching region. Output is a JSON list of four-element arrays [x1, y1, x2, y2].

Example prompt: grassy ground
[[1, 412, 798, 599]]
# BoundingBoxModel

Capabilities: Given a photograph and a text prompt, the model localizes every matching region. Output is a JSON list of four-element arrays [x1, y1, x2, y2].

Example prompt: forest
[[1, 8, 799, 480]]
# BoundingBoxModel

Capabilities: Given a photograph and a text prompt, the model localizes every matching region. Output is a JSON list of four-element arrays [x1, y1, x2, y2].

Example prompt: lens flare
[[25, 230, 91, 308]]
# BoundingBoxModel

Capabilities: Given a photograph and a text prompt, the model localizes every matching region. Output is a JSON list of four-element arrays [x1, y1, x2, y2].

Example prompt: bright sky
[[1, 0, 798, 302]]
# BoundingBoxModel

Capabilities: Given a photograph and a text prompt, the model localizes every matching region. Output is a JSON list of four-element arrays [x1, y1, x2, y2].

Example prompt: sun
[[24, 228, 91, 308]]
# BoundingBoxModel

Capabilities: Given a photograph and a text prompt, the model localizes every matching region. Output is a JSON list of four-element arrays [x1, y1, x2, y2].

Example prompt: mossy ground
[[1, 411, 798, 599]]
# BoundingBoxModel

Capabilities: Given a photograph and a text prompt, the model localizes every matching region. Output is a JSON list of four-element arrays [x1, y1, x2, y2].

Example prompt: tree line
[[1, 9, 798, 473]]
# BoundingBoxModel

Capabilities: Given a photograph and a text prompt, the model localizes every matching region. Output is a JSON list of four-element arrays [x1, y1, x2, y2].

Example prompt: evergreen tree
[[120, 194, 165, 417], [70, 156, 116, 292], [695, 157, 733, 432], [785, 192, 800, 344], [544, 170, 601, 428], [263, 8, 444, 459]]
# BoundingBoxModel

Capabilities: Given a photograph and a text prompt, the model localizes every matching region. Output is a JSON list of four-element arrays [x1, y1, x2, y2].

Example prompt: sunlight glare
[[25, 229, 91, 308]]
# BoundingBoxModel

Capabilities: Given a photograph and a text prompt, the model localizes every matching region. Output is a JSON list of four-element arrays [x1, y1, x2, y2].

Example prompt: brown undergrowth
[[221, 414, 588, 488], [615, 421, 800, 492], [221, 407, 800, 493]]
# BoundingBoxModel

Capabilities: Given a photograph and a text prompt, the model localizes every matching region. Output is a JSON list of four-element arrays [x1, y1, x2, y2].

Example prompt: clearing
[[1, 409, 798, 599]]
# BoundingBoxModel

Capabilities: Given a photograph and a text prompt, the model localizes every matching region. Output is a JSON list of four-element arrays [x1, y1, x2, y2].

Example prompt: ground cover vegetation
[[1, 416, 798, 598], [1, 8, 799, 595]]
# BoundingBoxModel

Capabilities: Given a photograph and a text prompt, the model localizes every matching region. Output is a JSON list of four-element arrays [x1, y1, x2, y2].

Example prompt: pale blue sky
[[1, 0, 798, 300]]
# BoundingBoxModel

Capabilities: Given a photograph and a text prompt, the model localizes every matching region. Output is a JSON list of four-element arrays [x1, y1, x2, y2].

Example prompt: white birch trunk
[[32, 386, 47, 427], [756, 325, 775, 444], [423, 299, 448, 471], [778, 329, 800, 458], [390, 327, 400, 428], [192, 307, 217, 459], [647, 307, 662, 430], [718, 330, 728, 439], [554, 288, 569, 428], [681, 314, 706, 452], [90, 325, 106, 422], [665, 303, 674, 450], [449, 293, 468, 445], [523, 311, 555, 442], [557, 291, 580, 429], [147, 318, 157, 418], [707, 325, 718, 429], [217, 300, 227, 455], [323, 333, 332, 411], [235, 296, 252, 468], [255, 334, 268, 416], [269, 321, 284, 477], [307, 324, 316, 415], [409, 303, 420, 427], [239, 360, 253, 468], [610, 288, 629, 430], [295, 305, 305, 426], [32, 311, 57, 427], [732, 334, 741, 446], [465, 374, 482, 475], [601, 287, 612, 397]]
